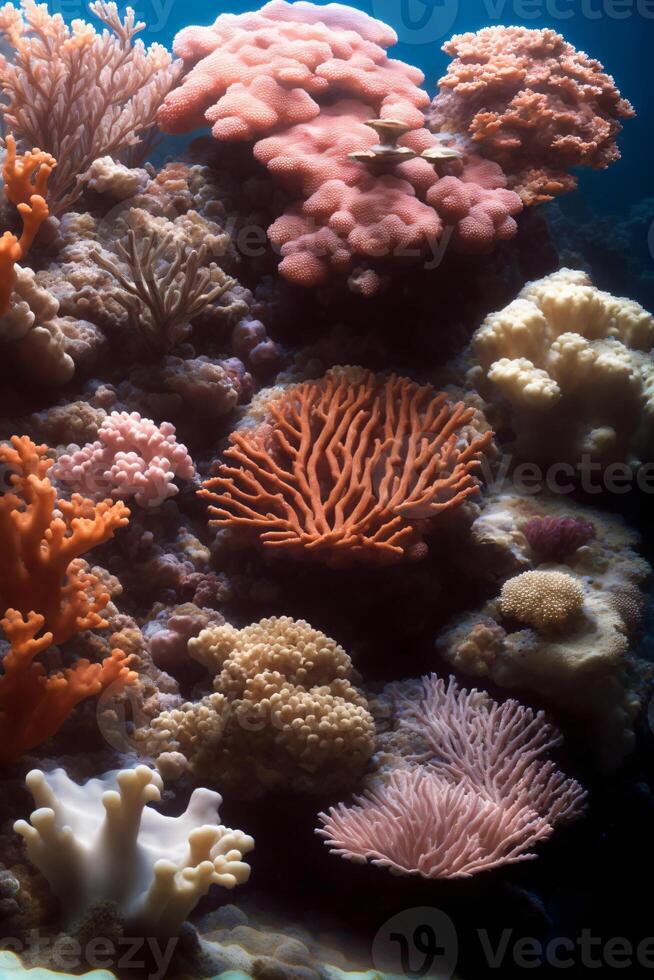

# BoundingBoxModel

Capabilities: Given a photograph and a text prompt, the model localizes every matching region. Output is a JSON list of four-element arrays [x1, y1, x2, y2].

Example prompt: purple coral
[[523, 515, 595, 562], [53, 411, 195, 508]]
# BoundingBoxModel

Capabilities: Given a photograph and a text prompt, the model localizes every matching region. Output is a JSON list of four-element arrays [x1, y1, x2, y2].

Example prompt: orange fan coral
[[0, 134, 55, 315], [200, 369, 493, 565], [0, 608, 135, 765], [0, 436, 130, 644]]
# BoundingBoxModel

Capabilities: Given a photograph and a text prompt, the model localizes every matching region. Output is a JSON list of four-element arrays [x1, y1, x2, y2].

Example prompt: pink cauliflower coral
[[428, 26, 634, 204], [158, 2, 522, 292], [53, 411, 195, 508]]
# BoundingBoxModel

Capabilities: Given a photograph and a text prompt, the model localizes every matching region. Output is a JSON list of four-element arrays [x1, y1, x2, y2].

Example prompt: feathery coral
[[200, 368, 493, 566], [0, 0, 182, 213], [0, 608, 134, 765], [14, 764, 254, 934], [428, 26, 634, 204], [92, 227, 236, 354], [318, 675, 585, 878], [0, 435, 130, 643]]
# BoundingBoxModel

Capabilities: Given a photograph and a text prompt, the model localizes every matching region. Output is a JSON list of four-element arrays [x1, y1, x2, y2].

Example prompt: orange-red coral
[[428, 26, 634, 204], [200, 369, 493, 566], [0, 134, 55, 314], [0, 608, 135, 765], [0, 436, 130, 644]]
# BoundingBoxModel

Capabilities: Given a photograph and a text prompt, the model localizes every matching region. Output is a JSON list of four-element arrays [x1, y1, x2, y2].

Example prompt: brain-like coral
[[428, 26, 634, 204], [500, 570, 585, 632], [463, 268, 654, 465], [200, 367, 493, 566], [136, 616, 375, 795]]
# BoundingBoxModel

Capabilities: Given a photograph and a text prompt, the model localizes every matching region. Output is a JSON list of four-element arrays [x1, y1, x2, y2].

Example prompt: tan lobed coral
[[500, 570, 585, 632], [462, 268, 654, 465], [135, 616, 375, 795], [438, 490, 650, 767]]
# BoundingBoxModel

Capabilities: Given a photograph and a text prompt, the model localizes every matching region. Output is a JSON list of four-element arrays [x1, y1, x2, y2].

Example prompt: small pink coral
[[53, 411, 195, 508], [523, 516, 596, 563]]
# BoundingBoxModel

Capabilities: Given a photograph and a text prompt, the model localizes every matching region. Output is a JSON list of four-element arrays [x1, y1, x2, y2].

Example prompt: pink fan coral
[[317, 676, 585, 878], [523, 515, 596, 563], [428, 26, 634, 204], [53, 411, 195, 508]]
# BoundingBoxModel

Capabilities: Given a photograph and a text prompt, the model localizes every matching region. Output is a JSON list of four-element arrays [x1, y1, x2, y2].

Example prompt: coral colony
[[0, 0, 651, 977]]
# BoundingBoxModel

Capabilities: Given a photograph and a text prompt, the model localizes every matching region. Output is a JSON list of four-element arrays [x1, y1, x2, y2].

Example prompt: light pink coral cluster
[[428, 26, 634, 204], [53, 411, 195, 508], [158, 1, 522, 291]]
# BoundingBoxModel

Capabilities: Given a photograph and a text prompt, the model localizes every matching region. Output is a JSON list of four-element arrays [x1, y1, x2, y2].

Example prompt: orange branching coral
[[0, 608, 135, 765], [0, 134, 55, 315], [200, 369, 493, 566], [0, 436, 130, 644]]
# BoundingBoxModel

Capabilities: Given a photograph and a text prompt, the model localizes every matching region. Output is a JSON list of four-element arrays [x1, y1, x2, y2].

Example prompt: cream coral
[[464, 269, 654, 464], [500, 570, 585, 632]]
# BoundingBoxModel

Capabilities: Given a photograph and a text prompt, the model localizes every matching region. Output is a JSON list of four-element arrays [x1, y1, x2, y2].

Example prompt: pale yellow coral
[[466, 268, 654, 464], [500, 570, 585, 631]]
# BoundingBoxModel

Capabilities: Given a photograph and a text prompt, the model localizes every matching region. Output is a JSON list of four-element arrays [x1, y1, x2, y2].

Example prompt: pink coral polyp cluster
[[159, 0, 428, 137], [158, 2, 523, 290], [53, 411, 195, 508]]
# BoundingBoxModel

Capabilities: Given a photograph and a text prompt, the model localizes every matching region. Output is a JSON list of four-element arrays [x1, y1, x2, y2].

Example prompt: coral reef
[[461, 268, 654, 465], [158, 1, 523, 291], [438, 490, 650, 766], [200, 367, 493, 566], [318, 675, 585, 878], [15, 764, 254, 934], [0, 0, 182, 213], [429, 26, 634, 204], [0, 2, 649, 972]]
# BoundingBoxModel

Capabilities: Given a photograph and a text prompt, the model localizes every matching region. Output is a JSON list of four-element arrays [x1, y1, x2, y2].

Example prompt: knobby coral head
[[200, 368, 493, 566]]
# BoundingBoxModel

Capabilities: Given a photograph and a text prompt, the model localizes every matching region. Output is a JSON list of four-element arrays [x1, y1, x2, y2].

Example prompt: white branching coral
[[0, 0, 182, 213], [14, 764, 254, 936], [137, 617, 375, 795], [465, 268, 654, 464]]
